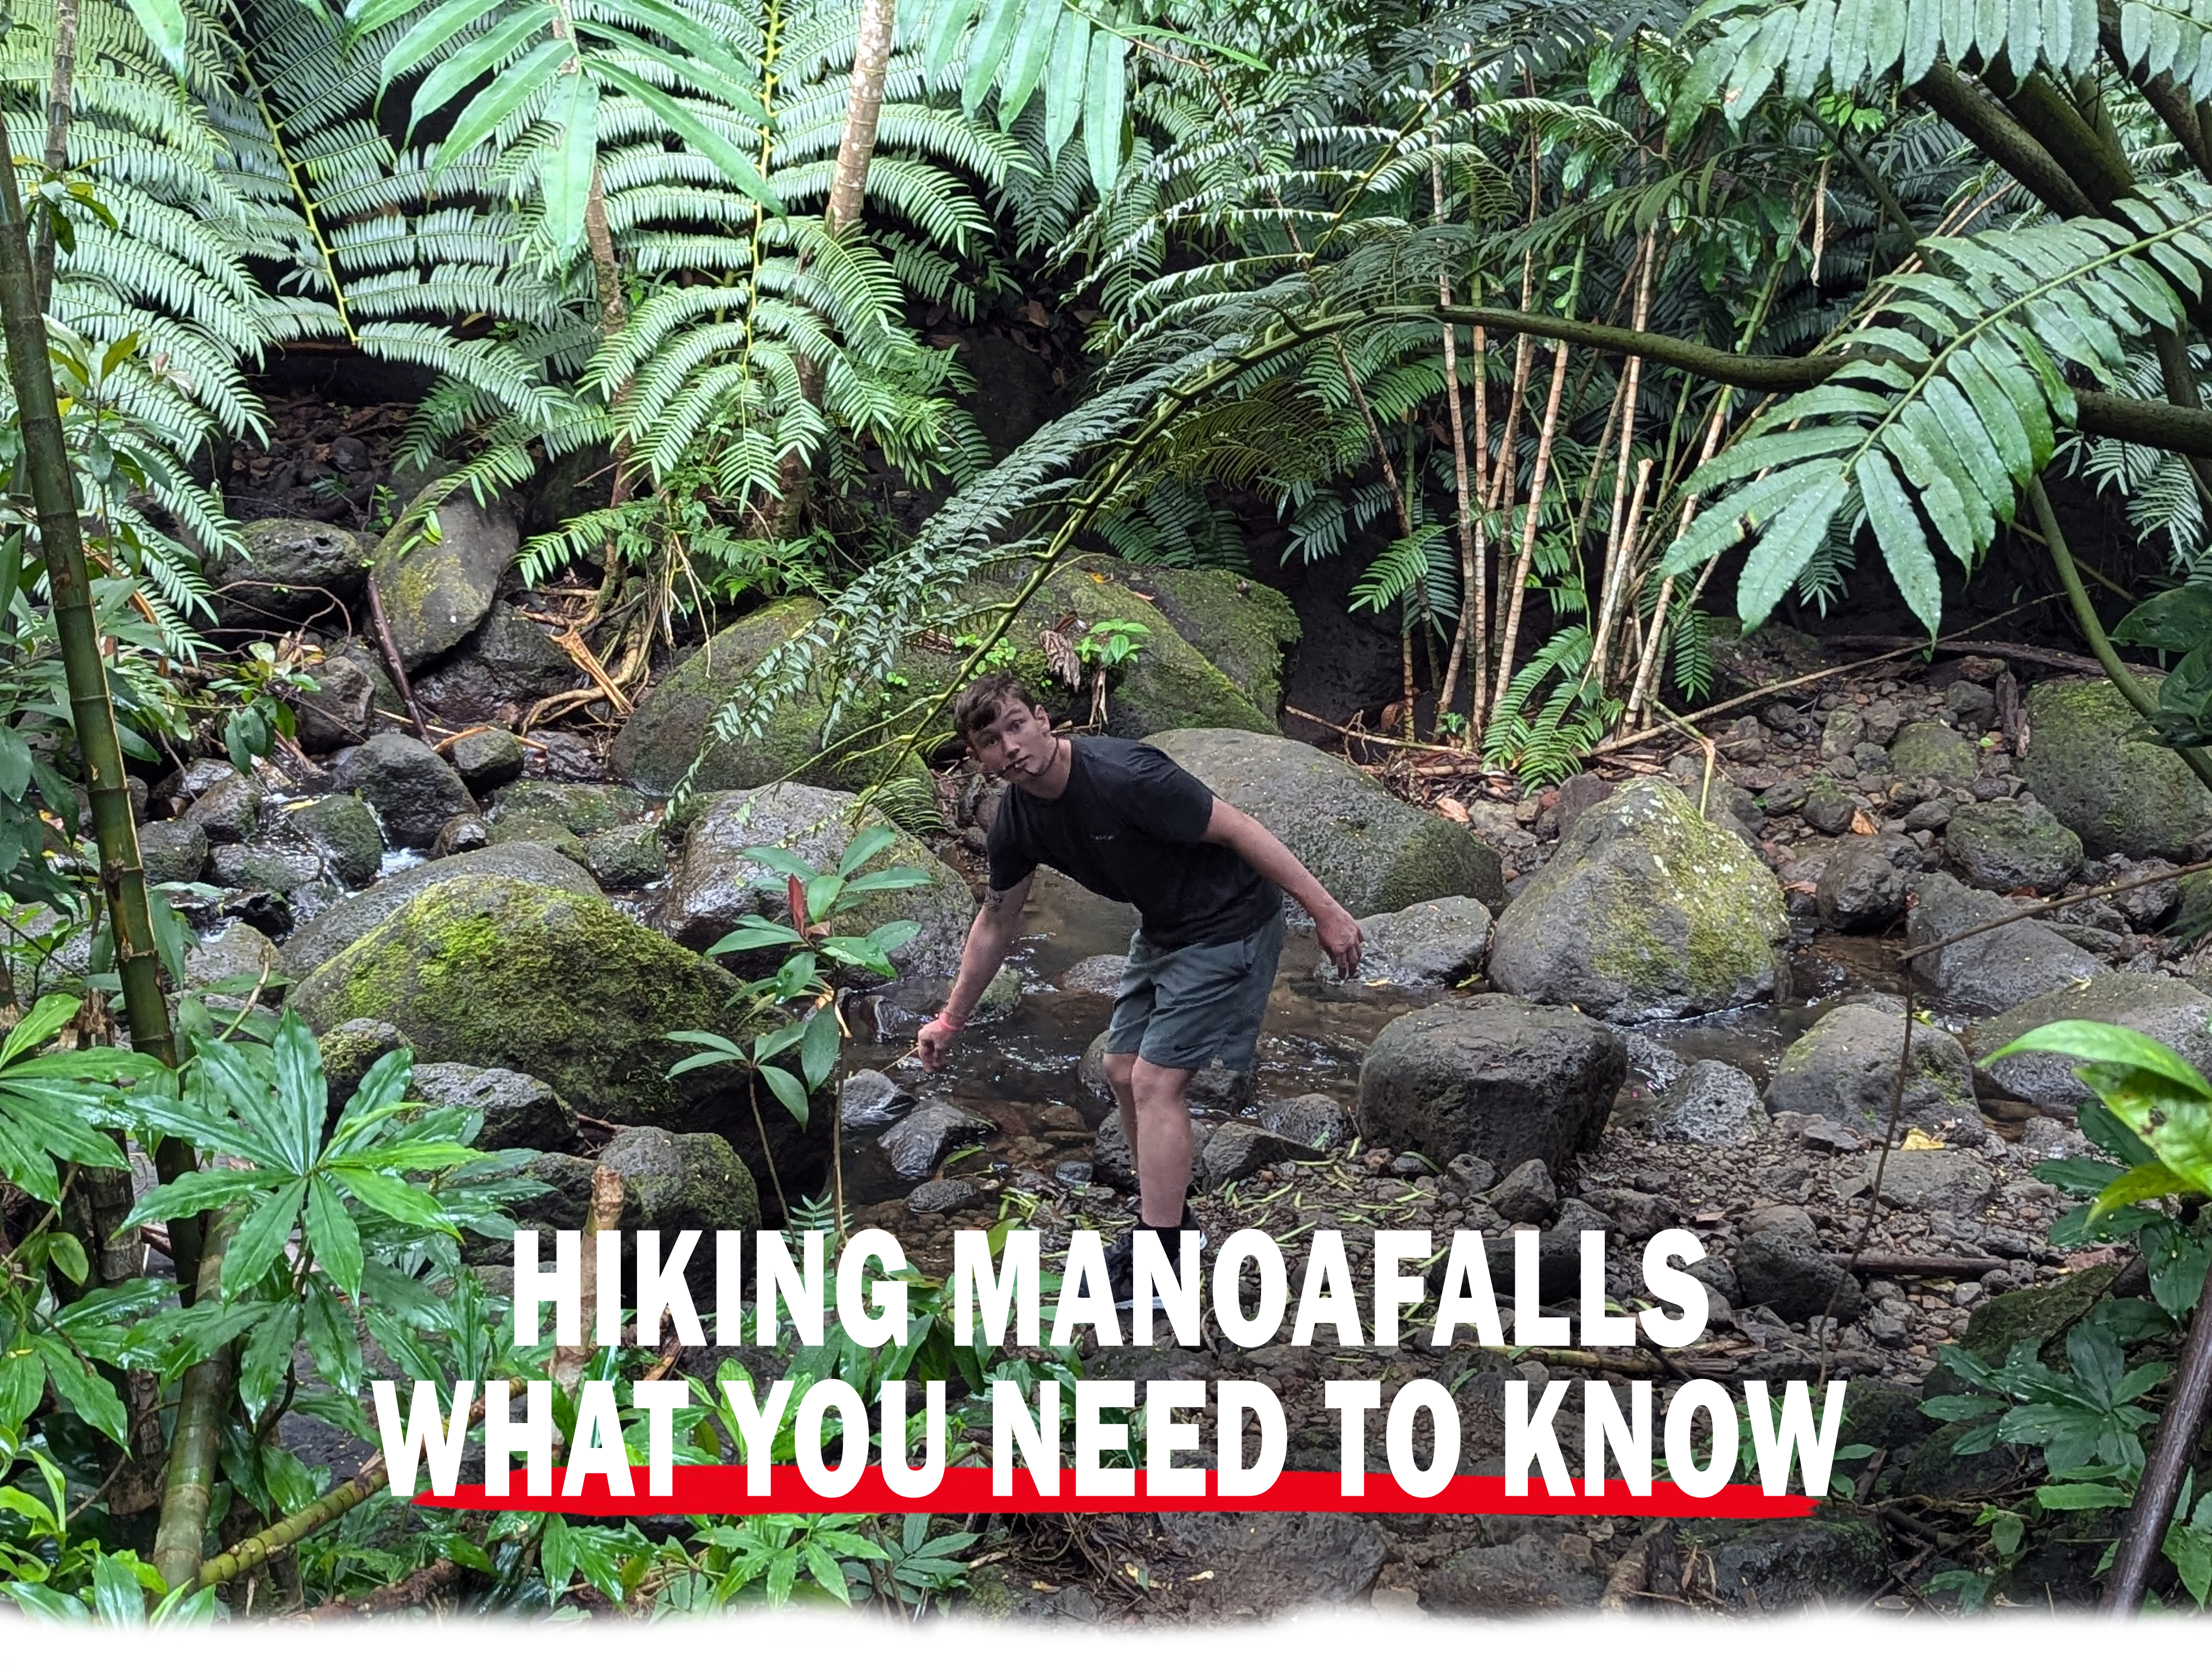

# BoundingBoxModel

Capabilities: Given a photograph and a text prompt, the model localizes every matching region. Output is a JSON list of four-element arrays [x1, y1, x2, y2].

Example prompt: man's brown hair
[[954, 670, 1043, 739]]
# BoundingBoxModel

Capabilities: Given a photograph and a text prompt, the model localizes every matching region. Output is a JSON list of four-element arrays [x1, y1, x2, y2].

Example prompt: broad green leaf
[[222, 1179, 310, 1299], [29, 1334, 126, 1445], [121, 1167, 271, 1231], [412, 5, 551, 125], [1857, 450, 1941, 633], [963, 0, 1025, 116], [1983, 1020, 2212, 1097], [996, 1, 1062, 128], [381, 0, 501, 78], [305, 1176, 364, 1299], [800, 1008, 841, 1090], [835, 824, 899, 877], [121, 0, 189, 71], [1084, 25, 1127, 197], [0, 993, 83, 1066], [271, 1010, 328, 1174], [1044, 8, 1090, 158], [237, 1302, 302, 1425], [540, 72, 600, 251], [330, 1165, 455, 1231], [924, 0, 981, 78], [433, 39, 570, 167], [2091, 1159, 2194, 1220], [759, 1063, 811, 1126], [596, 65, 785, 213]]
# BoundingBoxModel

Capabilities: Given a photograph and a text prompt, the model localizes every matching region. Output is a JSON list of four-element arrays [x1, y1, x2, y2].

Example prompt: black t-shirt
[[986, 737, 1280, 948]]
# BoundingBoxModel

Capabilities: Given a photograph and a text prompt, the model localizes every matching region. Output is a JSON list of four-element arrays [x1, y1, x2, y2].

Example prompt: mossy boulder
[[1889, 721, 1980, 790], [1970, 972, 2212, 1108], [2020, 675, 2212, 859], [1765, 996, 1976, 1126], [290, 874, 824, 1194], [1147, 728, 1502, 915], [652, 781, 974, 977], [519, 1126, 758, 1236], [1101, 566, 1301, 719], [208, 520, 368, 627], [609, 563, 1282, 797], [488, 780, 650, 837], [1943, 798, 2081, 894], [366, 490, 520, 670], [279, 841, 602, 975], [1488, 778, 1789, 1022], [287, 793, 384, 889]]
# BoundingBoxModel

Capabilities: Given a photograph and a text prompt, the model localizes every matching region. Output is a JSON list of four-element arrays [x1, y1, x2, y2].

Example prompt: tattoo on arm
[[983, 886, 1008, 915]]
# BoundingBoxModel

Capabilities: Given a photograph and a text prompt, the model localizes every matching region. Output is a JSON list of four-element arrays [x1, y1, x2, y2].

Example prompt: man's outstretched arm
[[1201, 799, 1365, 975], [916, 870, 1033, 1068]]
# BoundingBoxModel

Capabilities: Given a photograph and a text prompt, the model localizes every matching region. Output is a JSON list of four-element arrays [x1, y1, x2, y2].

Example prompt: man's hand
[[915, 1015, 962, 1071], [1316, 900, 1364, 978]]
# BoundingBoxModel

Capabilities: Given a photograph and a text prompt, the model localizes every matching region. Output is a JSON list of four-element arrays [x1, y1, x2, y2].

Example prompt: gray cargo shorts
[[1103, 907, 1285, 1072]]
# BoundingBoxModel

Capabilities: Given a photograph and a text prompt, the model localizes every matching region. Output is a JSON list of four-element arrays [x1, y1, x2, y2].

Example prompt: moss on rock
[[1105, 567, 1301, 717], [2020, 676, 2212, 859]]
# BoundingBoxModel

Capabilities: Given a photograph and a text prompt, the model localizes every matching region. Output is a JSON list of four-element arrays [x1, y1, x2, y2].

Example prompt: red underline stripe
[[414, 1465, 1818, 1518]]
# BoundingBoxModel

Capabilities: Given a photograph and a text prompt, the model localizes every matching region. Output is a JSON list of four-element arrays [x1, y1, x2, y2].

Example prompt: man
[[916, 671, 1364, 1306]]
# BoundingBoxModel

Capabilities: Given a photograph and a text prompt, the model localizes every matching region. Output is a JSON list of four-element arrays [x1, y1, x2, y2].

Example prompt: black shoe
[[1106, 1209, 1207, 1311]]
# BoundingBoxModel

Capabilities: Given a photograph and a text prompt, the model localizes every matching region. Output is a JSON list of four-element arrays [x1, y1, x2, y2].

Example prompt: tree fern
[[1667, 177, 2212, 631]]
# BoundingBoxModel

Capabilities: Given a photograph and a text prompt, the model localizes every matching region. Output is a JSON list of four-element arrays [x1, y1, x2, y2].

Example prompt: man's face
[[967, 699, 1056, 780]]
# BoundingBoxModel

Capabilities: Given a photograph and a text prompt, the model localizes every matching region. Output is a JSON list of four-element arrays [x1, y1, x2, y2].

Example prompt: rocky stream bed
[[42, 504, 2212, 1620]]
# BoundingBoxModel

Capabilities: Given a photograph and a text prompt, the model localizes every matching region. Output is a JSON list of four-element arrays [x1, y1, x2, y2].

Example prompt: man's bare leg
[[1129, 1058, 1198, 1228]]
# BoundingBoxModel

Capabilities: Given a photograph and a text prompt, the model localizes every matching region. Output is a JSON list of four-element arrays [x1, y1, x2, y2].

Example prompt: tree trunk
[[777, 0, 898, 533], [33, 0, 79, 312]]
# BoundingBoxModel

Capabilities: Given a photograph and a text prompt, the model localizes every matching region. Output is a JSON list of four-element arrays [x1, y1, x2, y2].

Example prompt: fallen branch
[[293, 1558, 461, 1621], [2104, 1259, 2212, 1613], [363, 572, 431, 744], [1827, 1253, 2009, 1277]]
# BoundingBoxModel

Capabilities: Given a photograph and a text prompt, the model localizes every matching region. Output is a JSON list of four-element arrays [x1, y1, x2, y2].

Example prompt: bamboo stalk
[[33, 0, 79, 312], [1625, 393, 1732, 727], [1587, 233, 1658, 688], [1431, 164, 1481, 735], [152, 1215, 234, 1592], [1484, 335, 1573, 730]]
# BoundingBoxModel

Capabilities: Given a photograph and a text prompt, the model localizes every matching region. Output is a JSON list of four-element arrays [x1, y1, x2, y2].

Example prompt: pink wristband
[[933, 1010, 967, 1033]]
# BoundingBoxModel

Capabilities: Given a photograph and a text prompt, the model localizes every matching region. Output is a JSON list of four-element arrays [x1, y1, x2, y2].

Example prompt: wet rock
[[138, 820, 210, 885], [1259, 1093, 1350, 1149], [878, 1098, 993, 1182], [288, 793, 384, 888], [1356, 995, 1625, 1173], [1764, 997, 1976, 1125], [1092, 1108, 1138, 1189], [1554, 772, 1613, 838], [1152, 728, 1503, 914], [1319, 895, 1492, 989], [1970, 972, 2212, 1108], [2021, 676, 2212, 859], [877, 967, 1023, 1039], [1732, 1230, 1864, 1320], [1421, 1535, 1604, 1614], [486, 814, 585, 866], [1889, 721, 1980, 790], [416, 604, 578, 720], [1484, 1158, 1557, 1223], [290, 875, 764, 1145], [907, 1177, 978, 1214], [490, 780, 648, 838], [1740, 1202, 1817, 1240], [1059, 954, 1128, 995], [449, 726, 526, 791], [1846, 1147, 1996, 1214], [1817, 839, 1905, 931], [432, 812, 491, 857], [335, 732, 475, 850], [1488, 778, 1789, 1021], [520, 1126, 759, 1235], [1684, 1516, 1888, 1610], [2107, 857, 2181, 927], [1623, 1031, 1687, 1095], [208, 843, 320, 893], [184, 922, 278, 995], [839, 1069, 915, 1130], [1760, 778, 1810, 816], [293, 644, 387, 752], [1945, 681, 1997, 728], [1800, 777, 1857, 836], [1907, 871, 2102, 1014], [654, 782, 972, 978], [1944, 798, 2082, 894], [1905, 797, 1954, 832], [410, 1060, 575, 1151], [1201, 1122, 1318, 1188], [368, 489, 520, 669], [1160, 1512, 1385, 1619], [184, 773, 265, 844], [206, 520, 368, 627], [1650, 1058, 1767, 1145], [582, 823, 667, 889]]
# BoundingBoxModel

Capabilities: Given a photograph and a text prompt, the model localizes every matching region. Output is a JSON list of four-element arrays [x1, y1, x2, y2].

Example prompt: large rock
[[1421, 1535, 1605, 1614], [335, 732, 475, 850], [409, 1061, 575, 1151], [1103, 566, 1302, 719], [279, 842, 603, 975], [1817, 840, 1905, 931], [490, 780, 650, 838], [138, 820, 210, 886], [206, 520, 368, 627], [1733, 1230, 1864, 1320], [1889, 721, 1980, 790], [1765, 997, 1977, 1126], [288, 793, 384, 889], [413, 602, 577, 721], [1649, 1058, 1767, 1144], [1149, 728, 1502, 915], [1971, 973, 2212, 1109], [290, 876, 815, 1188], [1944, 799, 2082, 894], [611, 565, 1279, 797], [368, 491, 520, 670], [1318, 895, 1492, 989], [1356, 994, 1625, 1172], [2021, 676, 2212, 860], [1681, 1517, 1888, 1610], [653, 781, 973, 978], [519, 1126, 759, 1236], [1907, 872, 2102, 1015], [294, 642, 391, 752], [1488, 778, 1789, 1022], [878, 1098, 994, 1181]]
